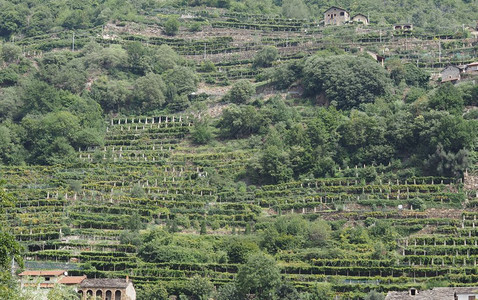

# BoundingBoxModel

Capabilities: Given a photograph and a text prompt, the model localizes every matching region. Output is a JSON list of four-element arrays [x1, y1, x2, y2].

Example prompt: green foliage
[[46, 285, 79, 300], [217, 104, 262, 138], [224, 79, 255, 104], [309, 282, 334, 300], [216, 282, 240, 300], [134, 73, 167, 112], [271, 60, 303, 89], [365, 290, 385, 300], [282, 0, 309, 19], [428, 82, 464, 114], [164, 16, 180, 36], [199, 60, 216, 73], [236, 252, 281, 299], [303, 55, 391, 110], [137, 283, 169, 300], [253, 46, 279, 68], [226, 237, 260, 263], [186, 275, 214, 300], [1, 43, 21, 63], [424, 144, 469, 178], [190, 118, 214, 145]]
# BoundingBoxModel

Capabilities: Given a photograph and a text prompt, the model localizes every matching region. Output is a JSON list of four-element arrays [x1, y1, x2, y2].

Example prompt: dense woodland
[[1, 0, 478, 299]]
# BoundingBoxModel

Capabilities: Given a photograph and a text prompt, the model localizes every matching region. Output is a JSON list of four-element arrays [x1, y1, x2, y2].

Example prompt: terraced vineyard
[[2, 113, 477, 298]]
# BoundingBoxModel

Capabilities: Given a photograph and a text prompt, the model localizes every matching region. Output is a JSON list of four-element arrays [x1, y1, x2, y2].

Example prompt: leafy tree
[[309, 282, 334, 300], [191, 118, 214, 144], [236, 252, 281, 299], [137, 283, 169, 300], [123, 211, 145, 231], [153, 44, 182, 73], [200, 220, 207, 235], [365, 290, 385, 300], [271, 60, 303, 89], [134, 73, 167, 111], [303, 55, 391, 110], [428, 82, 464, 114], [89, 77, 132, 113], [164, 16, 180, 36], [253, 46, 279, 68], [216, 282, 240, 300], [307, 219, 331, 247], [276, 281, 300, 300], [84, 43, 127, 70], [259, 145, 293, 184], [282, 0, 309, 19], [217, 105, 262, 138], [187, 275, 214, 300], [403, 63, 429, 88], [0, 5, 26, 37], [226, 237, 260, 263], [0, 185, 23, 299], [125, 41, 152, 75], [46, 284, 79, 300], [224, 79, 255, 104], [163, 66, 198, 96], [1, 43, 21, 63], [424, 144, 469, 178]]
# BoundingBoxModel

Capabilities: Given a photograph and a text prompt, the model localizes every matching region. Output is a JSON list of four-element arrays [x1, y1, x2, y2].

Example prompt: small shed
[[441, 65, 462, 83], [351, 14, 369, 25], [324, 7, 350, 25]]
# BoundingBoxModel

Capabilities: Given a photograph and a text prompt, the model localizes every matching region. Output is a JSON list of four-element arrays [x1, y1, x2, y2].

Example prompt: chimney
[[126, 275, 129, 282]]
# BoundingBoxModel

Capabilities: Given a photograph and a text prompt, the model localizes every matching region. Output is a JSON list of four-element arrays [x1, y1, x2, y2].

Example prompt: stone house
[[464, 62, 478, 74], [386, 287, 478, 299], [19, 270, 67, 289], [324, 7, 350, 25], [351, 14, 369, 25], [78, 277, 136, 300], [441, 65, 462, 83]]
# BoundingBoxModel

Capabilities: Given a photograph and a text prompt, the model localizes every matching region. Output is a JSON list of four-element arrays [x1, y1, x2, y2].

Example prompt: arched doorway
[[115, 290, 121, 300], [105, 290, 112, 300], [78, 290, 83, 300], [86, 290, 93, 300], [96, 290, 103, 299]]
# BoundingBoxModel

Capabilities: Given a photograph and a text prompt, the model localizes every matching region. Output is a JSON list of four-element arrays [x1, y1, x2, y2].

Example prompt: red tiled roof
[[58, 276, 87, 285], [19, 270, 66, 277]]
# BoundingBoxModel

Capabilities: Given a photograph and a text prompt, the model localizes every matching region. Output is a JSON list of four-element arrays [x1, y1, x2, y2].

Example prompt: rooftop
[[386, 287, 478, 300], [58, 275, 87, 285], [19, 270, 66, 277], [79, 278, 131, 289]]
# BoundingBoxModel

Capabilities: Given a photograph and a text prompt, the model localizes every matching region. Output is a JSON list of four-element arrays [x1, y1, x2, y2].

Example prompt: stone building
[[393, 24, 413, 32], [351, 14, 369, 25], [78, 277, 136, 300], [19, 270, 67, 289], [464, 62, 478, 74], [386, 287, 478, 299], [441, 65, 462, 83], [324, 7, 350, 25]]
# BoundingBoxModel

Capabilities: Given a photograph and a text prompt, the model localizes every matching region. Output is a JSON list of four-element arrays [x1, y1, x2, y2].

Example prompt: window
[[340, 12, 345, 16], [410, 288, 417, 295], [44, 277, 50, 282]]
